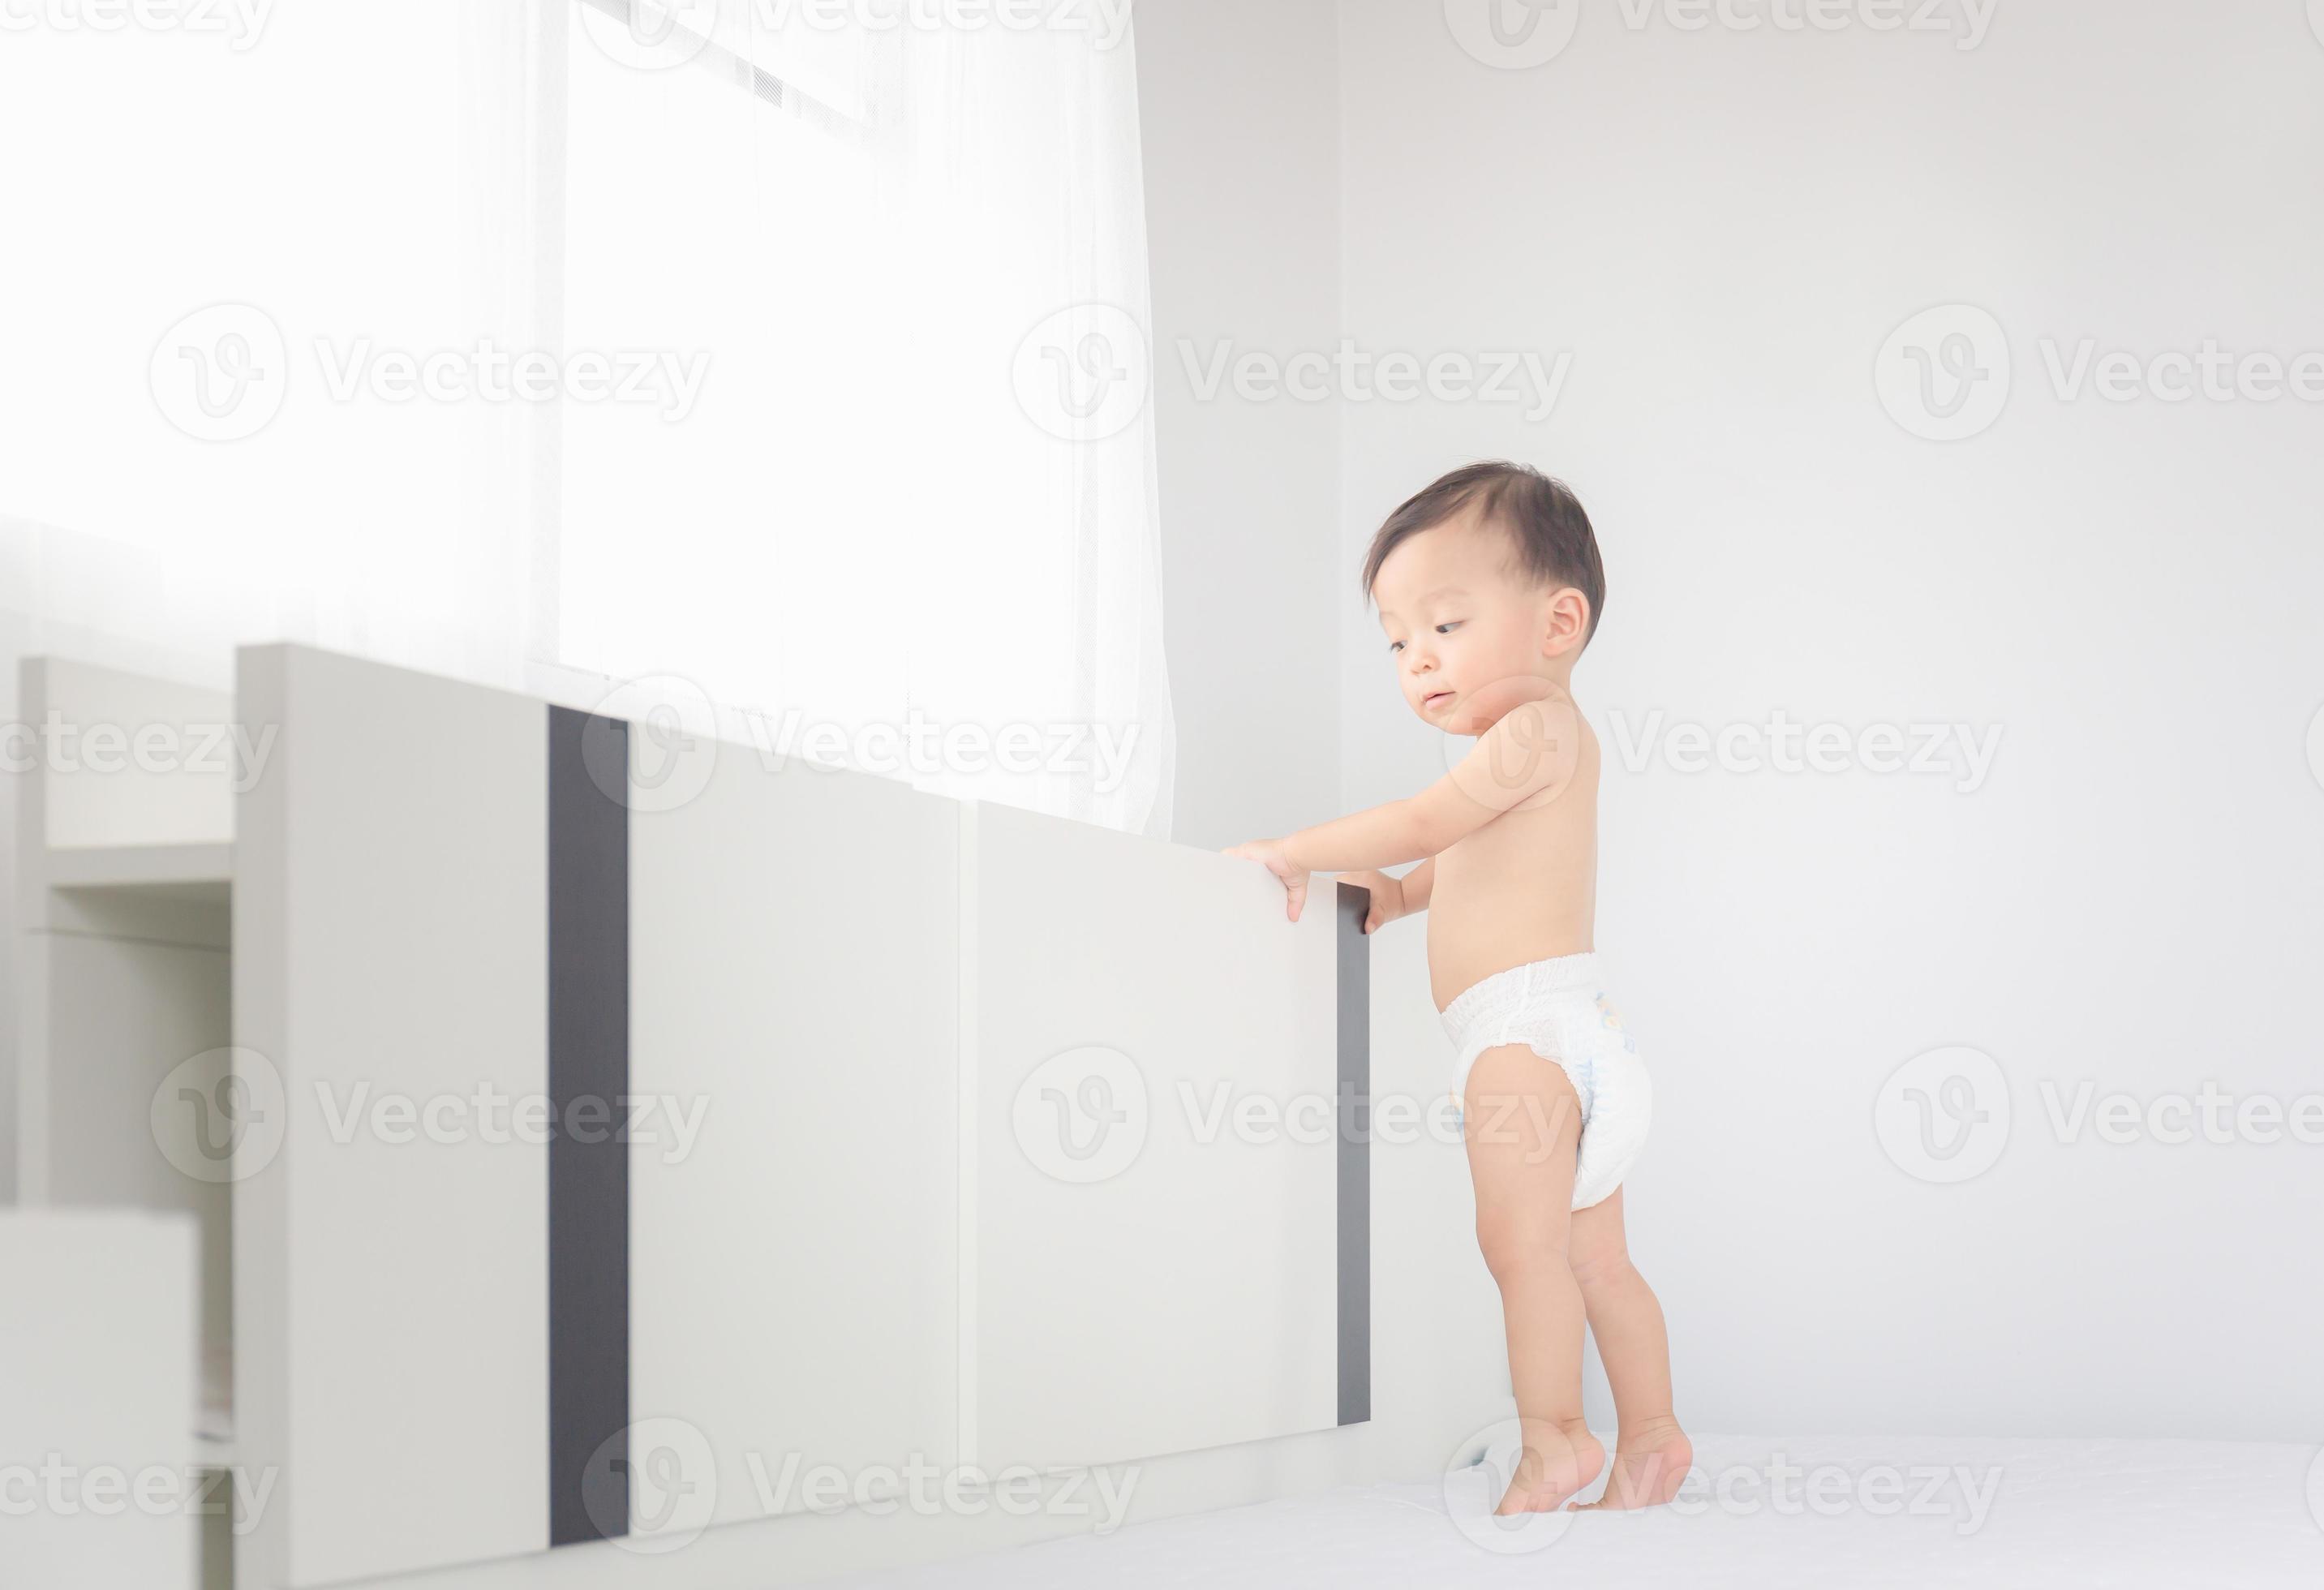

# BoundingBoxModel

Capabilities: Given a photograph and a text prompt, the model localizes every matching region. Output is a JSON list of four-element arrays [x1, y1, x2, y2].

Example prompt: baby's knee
[[1568, 1241, 1638, 1294], [1475, 1206, 1570, 1284]]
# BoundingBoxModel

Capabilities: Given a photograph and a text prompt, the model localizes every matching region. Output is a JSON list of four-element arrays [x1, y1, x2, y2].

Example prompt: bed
[[827, 1433, 2324, 1588]]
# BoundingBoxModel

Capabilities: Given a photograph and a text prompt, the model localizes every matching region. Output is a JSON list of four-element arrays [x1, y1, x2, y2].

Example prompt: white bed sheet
[[830, 1433, 2324, 1588]]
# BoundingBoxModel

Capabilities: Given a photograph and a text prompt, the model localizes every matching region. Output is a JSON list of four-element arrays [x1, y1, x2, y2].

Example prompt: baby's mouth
[[1423, 690, 1456, 711]]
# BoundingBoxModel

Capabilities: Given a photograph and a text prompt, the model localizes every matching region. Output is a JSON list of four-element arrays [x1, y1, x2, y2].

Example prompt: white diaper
[[1441, 951, 1652, 1211]]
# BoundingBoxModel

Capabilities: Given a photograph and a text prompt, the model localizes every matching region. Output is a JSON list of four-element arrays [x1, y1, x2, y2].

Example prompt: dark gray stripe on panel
[[548, 706, 631, 1546], [1336, 880, 1371, 1426]]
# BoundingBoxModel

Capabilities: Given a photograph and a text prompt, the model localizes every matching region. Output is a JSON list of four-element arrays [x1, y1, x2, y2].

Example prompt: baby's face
[[1373, 510, 1559, 737]]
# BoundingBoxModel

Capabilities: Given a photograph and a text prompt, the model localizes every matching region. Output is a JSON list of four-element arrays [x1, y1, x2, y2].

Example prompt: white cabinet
[[13, 645, 1370, 1588]]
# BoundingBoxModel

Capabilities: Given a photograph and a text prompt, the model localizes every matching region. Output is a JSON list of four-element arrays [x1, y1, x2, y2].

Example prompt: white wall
[[1334, 0, 2324, 1441]]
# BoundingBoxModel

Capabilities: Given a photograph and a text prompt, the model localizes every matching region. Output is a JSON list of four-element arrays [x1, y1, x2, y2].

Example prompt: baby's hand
[[1338, 870, 1407, 934], [1222, 838, 1310, 922]]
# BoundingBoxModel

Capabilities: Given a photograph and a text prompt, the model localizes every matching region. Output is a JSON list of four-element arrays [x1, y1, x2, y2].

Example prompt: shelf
[[44, 841, 233, 894]]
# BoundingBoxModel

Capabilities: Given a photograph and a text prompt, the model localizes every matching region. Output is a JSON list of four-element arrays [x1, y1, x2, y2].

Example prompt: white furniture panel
[[0, 1211, 199, 1589], [965, 799, 1344, 1471], [15, 659, 234, 1213], [234, 645, 551, 1588], [13, 658, 240, 1452], [38, 933, 232, 1386], [22, 657, 234, 849], [630, 751, 960, 1529]]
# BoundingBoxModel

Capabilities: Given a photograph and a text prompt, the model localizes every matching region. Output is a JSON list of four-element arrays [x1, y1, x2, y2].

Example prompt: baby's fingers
[[1342, 870, 1391, 932]]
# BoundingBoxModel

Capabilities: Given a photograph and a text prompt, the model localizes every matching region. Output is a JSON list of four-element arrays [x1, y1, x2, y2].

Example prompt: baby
[[1226, 461, 1687, 1515]]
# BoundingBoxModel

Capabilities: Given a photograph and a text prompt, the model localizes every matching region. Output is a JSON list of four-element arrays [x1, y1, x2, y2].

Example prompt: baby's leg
[[1463, 1044, 1604, 1514], [1566, 1188, 1690, 1510]]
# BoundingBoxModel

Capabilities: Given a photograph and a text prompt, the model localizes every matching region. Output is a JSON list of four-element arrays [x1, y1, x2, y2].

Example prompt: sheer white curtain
[[0, 5, 560, 688], [0, 0, 1174, 836], [557, 0, 1173, 833]]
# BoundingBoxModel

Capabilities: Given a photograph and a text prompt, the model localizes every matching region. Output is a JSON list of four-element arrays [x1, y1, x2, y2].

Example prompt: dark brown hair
[[1360, 461, 1605, 646]]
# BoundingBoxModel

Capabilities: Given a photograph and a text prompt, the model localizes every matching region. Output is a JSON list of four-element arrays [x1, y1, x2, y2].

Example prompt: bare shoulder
[[1471, 690, 1585, 809]]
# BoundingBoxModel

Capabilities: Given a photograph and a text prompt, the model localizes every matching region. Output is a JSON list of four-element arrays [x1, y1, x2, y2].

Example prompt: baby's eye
[[1436, 621, 1463, 634], [1387, 640, 1403, 654]]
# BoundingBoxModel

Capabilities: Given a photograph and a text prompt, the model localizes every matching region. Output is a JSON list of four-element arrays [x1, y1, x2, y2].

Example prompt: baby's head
[[1362, 461, 1603, 735]]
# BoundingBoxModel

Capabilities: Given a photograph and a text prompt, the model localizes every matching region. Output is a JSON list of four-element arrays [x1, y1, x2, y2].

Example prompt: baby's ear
[[1544, 586, 1592, 655]]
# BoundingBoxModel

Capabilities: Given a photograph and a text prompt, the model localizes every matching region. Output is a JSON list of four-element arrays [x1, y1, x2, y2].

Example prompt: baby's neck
[[1475, 668, 1579, 732]]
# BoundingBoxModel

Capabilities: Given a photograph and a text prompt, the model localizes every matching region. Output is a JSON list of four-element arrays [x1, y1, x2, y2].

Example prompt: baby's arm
[[1225, 694, 1577, 919]]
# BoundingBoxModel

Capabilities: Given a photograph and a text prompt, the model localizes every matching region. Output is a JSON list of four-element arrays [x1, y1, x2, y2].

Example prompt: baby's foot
[[1569, 1419, 1691, 1510], [1493, 1419, 1605, 1515]]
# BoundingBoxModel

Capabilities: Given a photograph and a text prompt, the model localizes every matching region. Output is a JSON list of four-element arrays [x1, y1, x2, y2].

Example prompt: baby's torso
[[1426, 716, 1600, 1012]]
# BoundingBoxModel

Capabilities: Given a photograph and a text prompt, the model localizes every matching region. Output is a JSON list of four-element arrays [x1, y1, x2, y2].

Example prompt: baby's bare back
[[1425, 713, 1600, 1011]]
